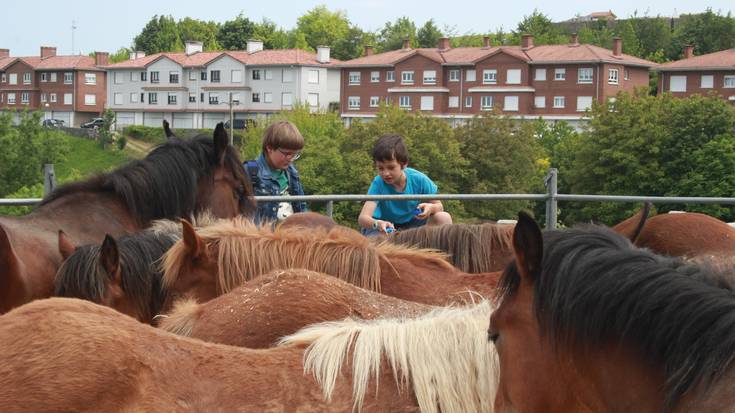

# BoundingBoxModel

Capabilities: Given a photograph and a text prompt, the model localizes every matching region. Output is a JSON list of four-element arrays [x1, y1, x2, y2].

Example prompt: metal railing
[[4, 168, 735, 229]]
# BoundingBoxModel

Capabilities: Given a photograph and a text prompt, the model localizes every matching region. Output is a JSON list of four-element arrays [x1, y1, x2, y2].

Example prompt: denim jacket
[[251, 153, 307, 224]]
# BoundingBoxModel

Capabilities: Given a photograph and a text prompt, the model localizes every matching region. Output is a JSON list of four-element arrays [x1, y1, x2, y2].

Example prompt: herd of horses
[[1, 122, 735, 412]]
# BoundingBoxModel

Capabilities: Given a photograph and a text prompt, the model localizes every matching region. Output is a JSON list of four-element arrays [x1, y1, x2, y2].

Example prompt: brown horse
[[390, 222, 515, 273], [0, 298, 497, 413], [0, 123, 254, 313], [159, 268, 432, 347], [489, 212, 735, 412], [279, 211, 338, 231], [161, 218, 501, 306]]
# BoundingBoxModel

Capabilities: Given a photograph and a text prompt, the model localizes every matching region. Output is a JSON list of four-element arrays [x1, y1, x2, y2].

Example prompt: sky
[[1, 0, 733, 56]]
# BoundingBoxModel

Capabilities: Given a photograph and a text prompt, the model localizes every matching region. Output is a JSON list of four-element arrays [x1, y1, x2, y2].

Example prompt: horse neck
[[456, 271, 501, 299], [380, 255, 476, 305]]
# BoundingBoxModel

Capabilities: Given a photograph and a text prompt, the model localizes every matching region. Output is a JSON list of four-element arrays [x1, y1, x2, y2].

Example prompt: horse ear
[[512, 211, 543, 284], [57, 230, 77, 260], [0, 224, 20, 277], [163, 119, 176, 139], [213, 122, 228, 166], [611, 202, 652, 244], [181, 219, 205, 260], [99, 234, 121, 279]]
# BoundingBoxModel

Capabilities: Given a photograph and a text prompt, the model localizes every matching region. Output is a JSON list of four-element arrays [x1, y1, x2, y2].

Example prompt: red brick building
[[339, 35, 656, 127], [0, 47, 108, 126], [656, 46, 735, 104]]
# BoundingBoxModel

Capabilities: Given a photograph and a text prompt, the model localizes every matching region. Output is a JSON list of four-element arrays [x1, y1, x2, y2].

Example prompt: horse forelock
[[279, 301, 497, 413]]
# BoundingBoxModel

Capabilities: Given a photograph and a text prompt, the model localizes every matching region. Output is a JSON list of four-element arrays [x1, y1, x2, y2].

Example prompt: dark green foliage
[[217, 14, 256, 50]]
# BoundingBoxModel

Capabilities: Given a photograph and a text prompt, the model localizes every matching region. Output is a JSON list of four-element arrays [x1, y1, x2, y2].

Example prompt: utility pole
[[228, 92, 234, 146]]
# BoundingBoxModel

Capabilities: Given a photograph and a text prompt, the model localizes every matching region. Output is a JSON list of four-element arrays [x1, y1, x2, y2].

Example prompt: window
[[64, 72, 73, 84], [348, 71, 360, 85], [370, 71, 380, 82], [449, 70, 460, 82], [0, 94, 3, 103], [307, 93, 319, 107], [264, 70, 273, 80], [1, 73, 5, 82], [49, 72, 56, 82], [401, 71, 414, 84], [252, 69, 261, 80], [210, 70, 220, 83], [624, 69, 630, 80], [200, 71, 207, 81], [200, 93, 204, 102], [9, 73, 17, 85], [114, 93, 123, 105], [148, 93, 158, 105], [577, 96, 593, 112], [608, 69, 619, 84], [282, 69, 293, 83], [399, 95, 411, 108], [535, 68, 547, 81], [130, 93, 139, 103], [506, 69, 521, 84], [466, 69, 476, 82], [448, 96, 459, 108], [670, 76, 687, 92], [40, 93, 47, 103], [231, 70, 242, 83], [8, 93, 15, 104], [465, 95, 472, 108], [264, 92, 273, 103], [480, 96, 493, 111], [41, 73, 47, 82], [50, 93, 57, 103], [578, 68, 593, 84], [309, 70, 320, 84], [420, 96, 434, 111], [252, 93, 260, 103], [168, 93, 177, 105], [282, 92, 293, 106], [141, 71, 147, 82], [534, 96, 545, 108], [21, 92, 30, 104], [113, 72, 123, 84], [23, 73, 31, 84], [553, 96, 565, 108], [85, 73, 96, 85], [482, 69, 498, 85], [188, 93, 196, 103], [150, 71, 160, 83], [63, 93, 72, 105], [701, 75, 714, 89], [725, 76, 735, 88], [348, 96, 360, 110], [386, 71, 395, 82], [144, 93, 148, 103], [370, 96, 380, 107], [208, 93, 219, 104], [504, 96, 519, 111], [131, 72, 137, 82], [554, 68, 566, 80], [169, 71, 179, 84], [423, 70, 436, 85], [189, 71, 197, 81]]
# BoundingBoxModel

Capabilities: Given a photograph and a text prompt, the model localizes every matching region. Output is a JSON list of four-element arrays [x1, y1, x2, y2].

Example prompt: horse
[[0, 297, 497, 413], [159, 268, 432, 348], [161, 217, 501, 306], [390, 222, 515, 273], [489, 212, 735, 412], [279, 211, 338, 231], [0, 123, 254, 313]]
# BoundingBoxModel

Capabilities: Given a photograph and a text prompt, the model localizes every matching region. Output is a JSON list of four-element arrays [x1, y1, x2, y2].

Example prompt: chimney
[[483, 36, 491, 48], [0, 49, 9, 58], [683, 45, 694, 59], [402, 38, 410, 49], [185, 41, 203, 56], [364, 45, 374, 56], [521, 34, 534, 50], [316, 46, 330, 63], [94, 51, 109, 66], [129, 51, 146, 60], [246, 39, 264, 54], [437, 37, 450, 50], [571, 33, 579, 45], [40, 46, 56, 59], [612, 37, 622, 56]]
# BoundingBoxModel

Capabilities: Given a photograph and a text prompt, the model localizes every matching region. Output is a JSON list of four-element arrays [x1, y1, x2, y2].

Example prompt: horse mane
[[279, 301, 497, 413], [498, 224, 735, 412], [40, 136, 254, 225], [162, 218, 384, 294], [54, 226, 180, 321], [156, 297, 201, 337], [374, 242, 456, 271], [391, 223, 513, 273]]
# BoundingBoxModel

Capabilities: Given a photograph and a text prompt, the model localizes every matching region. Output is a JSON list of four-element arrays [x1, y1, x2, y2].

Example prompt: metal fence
[[4, 167, 735, 229]]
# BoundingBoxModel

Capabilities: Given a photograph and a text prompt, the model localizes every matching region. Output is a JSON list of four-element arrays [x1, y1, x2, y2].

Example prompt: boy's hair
[[372, 134, 409, 165], [262, 120, 305, 152]]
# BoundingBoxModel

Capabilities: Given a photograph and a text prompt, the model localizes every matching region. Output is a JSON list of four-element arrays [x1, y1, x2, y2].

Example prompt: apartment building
[[105, 41, 341, 129], [339, 35, 656, 127], [656, 46, 735, 104], [0, 47, 108, 126]]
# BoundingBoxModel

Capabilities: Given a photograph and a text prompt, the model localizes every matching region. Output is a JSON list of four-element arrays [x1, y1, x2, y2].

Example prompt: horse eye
[[488, 330, 499, 343]]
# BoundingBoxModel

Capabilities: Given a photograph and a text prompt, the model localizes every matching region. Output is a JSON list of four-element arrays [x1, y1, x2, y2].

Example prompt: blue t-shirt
[[367, 167, 438, 225]]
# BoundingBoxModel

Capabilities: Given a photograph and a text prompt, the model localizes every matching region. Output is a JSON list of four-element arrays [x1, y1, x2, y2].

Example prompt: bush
[[116, 136, 128, 150], [122, 125, 167, 144]]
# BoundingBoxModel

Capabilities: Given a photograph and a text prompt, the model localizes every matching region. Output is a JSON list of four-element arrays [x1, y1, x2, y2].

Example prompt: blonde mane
[[374, 242, 456, 271], [162, 218, 385, 294], [280, 301, 498, 413]]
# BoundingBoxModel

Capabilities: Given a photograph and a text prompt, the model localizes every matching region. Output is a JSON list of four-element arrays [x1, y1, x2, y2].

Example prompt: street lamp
[[227, 92, 240, 146]]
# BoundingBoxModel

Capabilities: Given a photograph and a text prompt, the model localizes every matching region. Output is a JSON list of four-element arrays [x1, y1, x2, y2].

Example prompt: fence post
[[43, 164, 56, 196], [326, 200, 334, 218], [544, 168, 558, 229]]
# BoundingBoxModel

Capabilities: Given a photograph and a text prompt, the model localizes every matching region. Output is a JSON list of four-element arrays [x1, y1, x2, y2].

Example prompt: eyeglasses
[[277, 148, 302, 160]]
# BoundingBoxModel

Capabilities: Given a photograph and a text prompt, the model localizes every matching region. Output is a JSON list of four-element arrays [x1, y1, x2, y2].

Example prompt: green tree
[[416, 19, 443, 48], [217, 14, 256, 50], [97, 109, 117, 149], [178, 17, 221, 50], [513, 10, 566, 45], [669, 9, 735, 59], [108, 47, 132, 64], [333, 26, 377, 60], [629, 15, 671, 59], [295, 5, 351, 52], [253, 18, 289, 49], [133, 15, 184, 54], [378, 17, 417, 51]]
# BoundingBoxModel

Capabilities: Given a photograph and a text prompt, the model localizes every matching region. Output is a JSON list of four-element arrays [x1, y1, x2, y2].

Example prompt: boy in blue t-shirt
[[358, 134, 453, 236]]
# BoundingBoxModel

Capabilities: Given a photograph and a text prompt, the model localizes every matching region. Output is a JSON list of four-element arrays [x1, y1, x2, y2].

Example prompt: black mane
[[499, 225, 735, 412], [41, 135, 254, 225]]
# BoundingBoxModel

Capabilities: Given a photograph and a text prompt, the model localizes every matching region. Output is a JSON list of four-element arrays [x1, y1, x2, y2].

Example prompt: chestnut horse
[[489, 212, 735, 412], [0, 123, 254, 313], [159, 268, 432, 347], [0, 298, 497, 413], [279, 211, 338, 231], [161, 218, 501, 306]]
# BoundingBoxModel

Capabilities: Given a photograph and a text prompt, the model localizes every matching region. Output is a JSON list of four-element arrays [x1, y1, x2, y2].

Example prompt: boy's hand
[[416, 203, 432, 220], [376, 220, 395, 234]]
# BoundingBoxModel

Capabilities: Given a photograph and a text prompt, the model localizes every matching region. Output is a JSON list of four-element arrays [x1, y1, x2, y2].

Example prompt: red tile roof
[[0, 55, 106, 71], [105, 49, 341, 69], [656, 48, 735, 71]]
